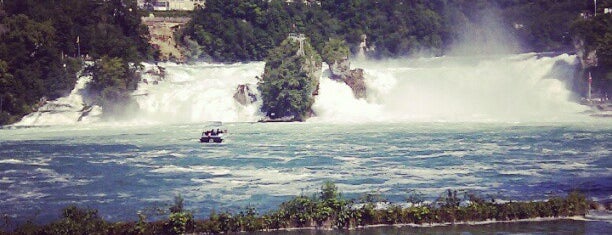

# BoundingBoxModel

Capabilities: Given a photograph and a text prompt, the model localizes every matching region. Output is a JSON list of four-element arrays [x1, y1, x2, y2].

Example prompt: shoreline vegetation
[[3, 182, 598, 235]]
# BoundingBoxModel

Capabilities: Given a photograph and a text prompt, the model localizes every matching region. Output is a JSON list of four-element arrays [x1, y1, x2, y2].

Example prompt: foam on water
[[1, 122, 611, 224], [133, 62, 264, 124], [313, 53, 589, 122], [12, 53, 594, 126], [15, 75, 102, 126]]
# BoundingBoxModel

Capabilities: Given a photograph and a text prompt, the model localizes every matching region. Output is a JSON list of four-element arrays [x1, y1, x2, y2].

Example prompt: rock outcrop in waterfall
[[322, 39, 367, 99], [233, 84, 257, 105], [258, 34, 322, 121]]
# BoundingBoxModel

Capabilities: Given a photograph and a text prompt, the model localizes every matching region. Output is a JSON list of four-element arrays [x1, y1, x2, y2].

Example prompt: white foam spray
[[312, 53, 588, 122], [14, 75, 102, 126], [133, 62, 265, 124], [14, 54, 588, 126]]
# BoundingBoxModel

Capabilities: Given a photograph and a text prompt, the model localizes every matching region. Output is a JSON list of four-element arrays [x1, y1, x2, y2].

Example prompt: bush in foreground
[[5, 185, 590, 234]]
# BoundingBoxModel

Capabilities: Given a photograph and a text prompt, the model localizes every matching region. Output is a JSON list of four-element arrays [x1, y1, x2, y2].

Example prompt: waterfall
[[312, 53, 588, 122], [14, 53, 589, 126], [133, 62, 265, 124], [14, 75, 102, 126]]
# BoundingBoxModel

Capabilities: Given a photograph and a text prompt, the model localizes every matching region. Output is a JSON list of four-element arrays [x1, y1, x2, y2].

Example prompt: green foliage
[[321, 38, 349, 66], [501, 0, 587, 51], [240, 206, 262, 232], [165, 194, 193, 234], [280, 196, 315, 227], [5, 189, 592, 234], [571, 13, 612, 95], [355, 203, 377, 226], [166, 212, 192, 235], [130, 212, 148, 235], [262, 209, 288, 230], [312, 203, 333, 226], [0, 0, 152, 125], [44, 205, 110, 235], [85, 56, 140, 117], [334, 205, 353, 230], [169, 194, 185, 214], [406, 206, 431, 223], [180, 0, 590, 62], [320, 181, 339, 201], [258, 37, 322, 121]]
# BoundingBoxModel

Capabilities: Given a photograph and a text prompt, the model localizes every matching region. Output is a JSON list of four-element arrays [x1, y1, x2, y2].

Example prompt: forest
[[0, 0, 152, 125], [179, 0, 596, 62]]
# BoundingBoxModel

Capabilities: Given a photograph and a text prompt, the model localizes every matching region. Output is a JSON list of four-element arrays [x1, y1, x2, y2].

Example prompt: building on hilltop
[[140, 0, 205, 11]]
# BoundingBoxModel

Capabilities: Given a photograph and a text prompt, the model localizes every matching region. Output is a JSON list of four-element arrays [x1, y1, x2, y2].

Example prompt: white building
[[146, 0, 205, 11]]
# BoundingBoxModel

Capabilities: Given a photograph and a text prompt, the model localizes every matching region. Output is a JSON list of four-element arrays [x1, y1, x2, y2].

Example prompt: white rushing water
[[313, 53, 588, 122], [133, 62, 264, 124], [15, 75, 103, 126], [14, 53, 589, 126]]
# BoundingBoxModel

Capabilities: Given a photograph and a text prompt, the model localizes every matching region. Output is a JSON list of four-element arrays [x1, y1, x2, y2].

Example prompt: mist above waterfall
[[313, 54, 588, 123], [312, 7, 585, 123], [447, 7, 522, 56]]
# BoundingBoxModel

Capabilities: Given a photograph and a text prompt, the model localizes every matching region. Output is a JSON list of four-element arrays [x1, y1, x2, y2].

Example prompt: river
[[1, 54, 611, 233]]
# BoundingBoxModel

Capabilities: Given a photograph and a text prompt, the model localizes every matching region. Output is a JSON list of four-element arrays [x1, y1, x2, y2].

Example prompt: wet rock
[[329, 58, 367, 99], [233, 84, 257, 105]]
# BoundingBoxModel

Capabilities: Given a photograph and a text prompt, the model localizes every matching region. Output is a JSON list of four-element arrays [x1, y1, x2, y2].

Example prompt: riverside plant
[[5, 183, 591, 234]]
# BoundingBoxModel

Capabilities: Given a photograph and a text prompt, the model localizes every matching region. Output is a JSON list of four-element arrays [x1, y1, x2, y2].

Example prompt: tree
[[85, 56, 139, 117], [0, 0, 152, 125], [321, 38, 349, 66], [258, 37, 322, 121]]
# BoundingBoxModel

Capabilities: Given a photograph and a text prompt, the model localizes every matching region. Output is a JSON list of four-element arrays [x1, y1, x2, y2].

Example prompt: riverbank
[[2, 186, 598, 234]]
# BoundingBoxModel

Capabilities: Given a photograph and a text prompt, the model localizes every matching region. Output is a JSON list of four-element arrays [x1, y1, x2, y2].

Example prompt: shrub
[[241, 206, 262, 232], [44, 205, 109, 235], [166, 212, 192, 235]]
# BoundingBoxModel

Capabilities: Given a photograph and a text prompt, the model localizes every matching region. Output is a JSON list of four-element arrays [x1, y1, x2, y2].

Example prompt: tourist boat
[[200, 122, 226, 143]]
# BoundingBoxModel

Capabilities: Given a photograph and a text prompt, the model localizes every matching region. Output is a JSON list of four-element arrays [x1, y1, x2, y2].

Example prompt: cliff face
[[142, 16, 189, 62], [574, 38, 610, 104], [258, 35, 322, 121], [329, 58, 367, 99], [574, 38, 598, 69], [233, 84, 257, 105], [571, 15, 611, 104]]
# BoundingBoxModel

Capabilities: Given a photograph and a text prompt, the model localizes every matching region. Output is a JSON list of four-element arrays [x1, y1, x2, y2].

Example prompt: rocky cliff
[[258, 34, 322, 121], [142, 16, 189, 62], [329, 58, 367, 99]]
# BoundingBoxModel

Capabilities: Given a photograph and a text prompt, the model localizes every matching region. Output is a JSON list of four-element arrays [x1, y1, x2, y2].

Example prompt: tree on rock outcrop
[[322, 38, 367, 99], [321, 38, 350, 68], [258, 36, 322, 121]]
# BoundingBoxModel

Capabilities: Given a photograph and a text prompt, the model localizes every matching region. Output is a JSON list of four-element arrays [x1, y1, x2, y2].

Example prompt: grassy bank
[[3, 182, 591, 234]]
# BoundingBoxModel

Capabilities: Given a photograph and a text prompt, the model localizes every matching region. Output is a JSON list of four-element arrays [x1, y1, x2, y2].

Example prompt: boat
[[200, 123, 226, 143]]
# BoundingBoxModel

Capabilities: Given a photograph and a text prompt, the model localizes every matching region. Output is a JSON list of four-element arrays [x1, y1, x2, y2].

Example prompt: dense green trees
[[0, 12, 80, 124], [571, 13, 612, 98], [180, 0, 595, 62], [0, 0, 152, 125], [321, 38, 350, 66], [258, 36, 322, 121], [500, 0, 589, 51]]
